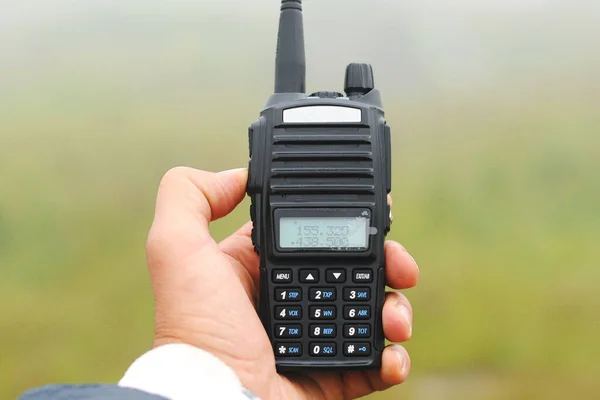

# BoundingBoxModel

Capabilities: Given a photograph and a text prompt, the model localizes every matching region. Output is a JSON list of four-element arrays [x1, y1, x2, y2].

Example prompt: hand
[[146, 167, 419, 400]]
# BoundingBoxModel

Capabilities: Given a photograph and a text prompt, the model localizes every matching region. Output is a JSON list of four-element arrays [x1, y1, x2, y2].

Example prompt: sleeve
[[118, 343, 260, 400], [18, 384, 169, 400]]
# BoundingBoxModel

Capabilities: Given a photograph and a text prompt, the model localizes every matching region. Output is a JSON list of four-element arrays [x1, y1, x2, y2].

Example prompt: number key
[[344, 306, 371, 320], [275, 288, 302, 302], [275, 325, 302, 338], [343, 288, 371, 301], [310, 343, 337, 357], [274, 306, 302, 320], [344, 324, 371, 338], [309, 288, 336, 301], [309, 306, 336, 320], [309, 324, 336, 338]]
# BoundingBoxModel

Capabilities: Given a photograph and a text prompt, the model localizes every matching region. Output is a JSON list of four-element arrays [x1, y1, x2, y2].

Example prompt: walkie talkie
[[247, 0, 392, 371]]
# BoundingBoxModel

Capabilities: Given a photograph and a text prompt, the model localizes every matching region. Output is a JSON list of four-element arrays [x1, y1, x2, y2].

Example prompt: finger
[[383, 292, 413, 342], [219, 222, 260, 286], [152, 166, 247, 238], [385, 241, 419, 290], [379, 344, 411, 385], [387, 194, 393, 208], [147, 167, 247, 258], [146, 167, 248, 285], [335, 344, 410, 398]]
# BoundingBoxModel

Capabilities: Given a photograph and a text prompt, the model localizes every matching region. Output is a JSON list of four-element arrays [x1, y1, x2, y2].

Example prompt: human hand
[[145, 167, 419, 399]]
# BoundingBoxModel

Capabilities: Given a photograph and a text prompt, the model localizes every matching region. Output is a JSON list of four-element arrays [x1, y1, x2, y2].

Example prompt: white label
[[283, 106, 362, 123]]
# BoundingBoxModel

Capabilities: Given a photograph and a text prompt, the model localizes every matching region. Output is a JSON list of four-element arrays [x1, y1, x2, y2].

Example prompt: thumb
[[146, 167, 248, 278]]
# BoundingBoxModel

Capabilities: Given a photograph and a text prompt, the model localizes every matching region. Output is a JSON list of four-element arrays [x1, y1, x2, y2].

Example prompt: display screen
[[279, 217, 369, 249]]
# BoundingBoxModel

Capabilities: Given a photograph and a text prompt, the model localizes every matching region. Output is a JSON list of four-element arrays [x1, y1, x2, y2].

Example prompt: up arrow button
[[300, 270, 320, 283]]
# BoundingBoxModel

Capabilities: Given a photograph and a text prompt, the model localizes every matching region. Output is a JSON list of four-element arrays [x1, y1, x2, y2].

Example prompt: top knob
[[344, 63, 375, 97]]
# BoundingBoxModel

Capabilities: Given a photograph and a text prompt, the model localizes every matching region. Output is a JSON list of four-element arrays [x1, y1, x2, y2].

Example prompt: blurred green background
[[1, 0, 599, 399]]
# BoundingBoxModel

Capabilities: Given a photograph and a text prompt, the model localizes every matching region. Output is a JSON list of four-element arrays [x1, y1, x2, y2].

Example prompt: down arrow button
[[326, 270, 347, 283]]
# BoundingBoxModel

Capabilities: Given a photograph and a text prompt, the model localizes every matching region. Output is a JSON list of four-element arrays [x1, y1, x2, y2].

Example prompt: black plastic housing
[[247, 92, 392, 372]]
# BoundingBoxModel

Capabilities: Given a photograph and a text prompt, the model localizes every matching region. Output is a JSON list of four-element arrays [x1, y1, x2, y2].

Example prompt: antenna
[[274, 0, 306, 94]]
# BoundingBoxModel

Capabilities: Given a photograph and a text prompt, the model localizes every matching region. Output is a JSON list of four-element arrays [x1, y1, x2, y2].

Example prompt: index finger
[[385, 241, 419, 289]]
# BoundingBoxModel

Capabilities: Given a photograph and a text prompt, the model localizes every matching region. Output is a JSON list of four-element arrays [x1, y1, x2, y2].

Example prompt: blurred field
[[1, 1, 600, 399]]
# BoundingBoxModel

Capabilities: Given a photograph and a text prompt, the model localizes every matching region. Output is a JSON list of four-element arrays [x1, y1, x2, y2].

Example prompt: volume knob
[[344, 63, 375, 97]]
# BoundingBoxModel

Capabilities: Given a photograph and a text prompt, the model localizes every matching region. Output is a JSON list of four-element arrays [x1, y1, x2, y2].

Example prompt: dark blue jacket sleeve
[[18, 385, 169, 400]]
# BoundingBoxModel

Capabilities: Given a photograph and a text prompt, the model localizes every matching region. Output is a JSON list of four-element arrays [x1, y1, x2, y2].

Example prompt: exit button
[[353, 269, 373, 283]]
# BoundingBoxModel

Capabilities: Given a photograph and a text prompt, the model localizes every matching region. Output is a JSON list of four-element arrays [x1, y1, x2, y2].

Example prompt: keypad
[[271, 268, 376, 359], [309, 288, 336, 301]]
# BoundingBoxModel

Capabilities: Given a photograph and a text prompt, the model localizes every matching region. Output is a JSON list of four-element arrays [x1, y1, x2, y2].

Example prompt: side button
[[385, 204, 391, 234], [248, 126, 254, 158], [384, 125, 392, 194]]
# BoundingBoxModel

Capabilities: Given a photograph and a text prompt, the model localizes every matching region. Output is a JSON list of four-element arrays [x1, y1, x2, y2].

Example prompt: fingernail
[[398, 303, 413, 337], [219, 168, 247, 175], [393, 346, 410, 379]]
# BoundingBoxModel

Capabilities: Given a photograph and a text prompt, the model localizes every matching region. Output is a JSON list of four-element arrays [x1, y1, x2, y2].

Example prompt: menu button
[[273, 270, 293, 283]]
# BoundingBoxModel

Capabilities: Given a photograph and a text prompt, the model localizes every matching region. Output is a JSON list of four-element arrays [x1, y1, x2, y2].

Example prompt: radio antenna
[[274, 0, 306, 94]]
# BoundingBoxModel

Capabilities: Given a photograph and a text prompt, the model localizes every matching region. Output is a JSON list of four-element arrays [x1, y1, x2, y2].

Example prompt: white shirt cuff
[[119, 343, 253, 400]]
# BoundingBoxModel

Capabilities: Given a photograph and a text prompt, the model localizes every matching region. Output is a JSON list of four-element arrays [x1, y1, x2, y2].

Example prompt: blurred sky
[[2, 0, 599, 105]]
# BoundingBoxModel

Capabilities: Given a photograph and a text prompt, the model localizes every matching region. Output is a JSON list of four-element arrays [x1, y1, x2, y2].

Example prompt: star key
[[275, 343, 302, 357]]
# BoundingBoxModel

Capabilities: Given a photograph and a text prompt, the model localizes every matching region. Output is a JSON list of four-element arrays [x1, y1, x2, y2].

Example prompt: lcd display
[[279, 217, 369, 249]]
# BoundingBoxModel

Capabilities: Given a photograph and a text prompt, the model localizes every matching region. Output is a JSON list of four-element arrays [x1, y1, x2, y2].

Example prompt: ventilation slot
[[270, 128, 374, 195]]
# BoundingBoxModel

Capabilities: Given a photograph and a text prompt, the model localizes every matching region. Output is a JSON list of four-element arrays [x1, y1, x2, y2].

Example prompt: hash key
[[344, 342, 371, 357]]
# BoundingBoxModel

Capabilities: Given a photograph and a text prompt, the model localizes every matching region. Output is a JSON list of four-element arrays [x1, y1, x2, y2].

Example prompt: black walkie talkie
[[247, 0, 392, 371]]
